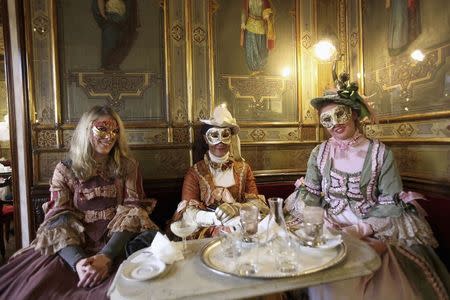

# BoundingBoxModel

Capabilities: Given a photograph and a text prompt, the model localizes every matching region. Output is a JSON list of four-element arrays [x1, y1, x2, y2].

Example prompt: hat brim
[[310, 95, 361, 115]]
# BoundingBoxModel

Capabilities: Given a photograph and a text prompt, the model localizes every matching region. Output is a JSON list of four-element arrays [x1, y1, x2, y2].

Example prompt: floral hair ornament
[[200, 104, 242, 161], [310, 72, 376, 124]]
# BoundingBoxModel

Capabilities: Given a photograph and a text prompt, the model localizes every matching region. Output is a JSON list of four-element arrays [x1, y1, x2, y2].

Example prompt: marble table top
[[110, 234, 381, 300]]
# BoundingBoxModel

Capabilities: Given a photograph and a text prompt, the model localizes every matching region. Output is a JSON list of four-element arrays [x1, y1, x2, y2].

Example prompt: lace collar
[[329, 131, 364, 150], [204, 153, 234, 171]]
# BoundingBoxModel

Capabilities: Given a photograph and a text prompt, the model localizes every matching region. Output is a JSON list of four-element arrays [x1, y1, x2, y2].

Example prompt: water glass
[[218, 228, 241, 258], [276, 245, 298, 273], [240, 205, 259, 243], [302, 206, 324, 246], [235, 235, 260, 276]]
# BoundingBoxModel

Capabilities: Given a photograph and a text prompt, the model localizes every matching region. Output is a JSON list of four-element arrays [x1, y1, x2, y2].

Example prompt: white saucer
[[294, 228, 343, 249], [121, 259, 166, 281], [316, 233, 342, 249]]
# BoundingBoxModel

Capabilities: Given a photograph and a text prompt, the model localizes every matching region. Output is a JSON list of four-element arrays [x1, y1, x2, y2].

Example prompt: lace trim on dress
[[329, 131, 364, 150], [204, 153, 234, 171], [305, 179, 321, 191], [194, 163, 213, 206], [378, 194, 396, 205], [79, 184, 117, 201], [84, 207, 116, 223], [366, 140, 385, 206], [33, 213, 85, 255], [237, 162, 247, 198], [396, 246, 448, 300], [365, 212, 438, 248], [107, 205, 158, 234]]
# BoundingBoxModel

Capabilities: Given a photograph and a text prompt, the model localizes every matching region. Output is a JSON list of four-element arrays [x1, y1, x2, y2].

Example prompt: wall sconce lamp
[[312, 40, 348, 89], [313, 40, 337, 61], [411, 49, 425, 62]]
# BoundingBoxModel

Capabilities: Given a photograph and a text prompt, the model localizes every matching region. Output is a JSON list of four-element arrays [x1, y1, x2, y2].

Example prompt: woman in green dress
[[285, 79, 449, 299]]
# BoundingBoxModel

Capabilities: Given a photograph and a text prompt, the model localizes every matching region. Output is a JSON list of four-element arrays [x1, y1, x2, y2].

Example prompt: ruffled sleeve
[[286, 145, 323, 209], [365, 147, 438, 247], [33, 162, 85, 255], [172, 167, 204, 222], [365, 213, 438, 248], [107, 159, 158, 233], [374, 147, 403, 207]]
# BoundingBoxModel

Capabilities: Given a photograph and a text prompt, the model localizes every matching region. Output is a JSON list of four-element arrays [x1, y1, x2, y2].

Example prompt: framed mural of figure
[[212, 0, 298, 122], [57, 0, 166, 122], [362, 0, 450, 117]]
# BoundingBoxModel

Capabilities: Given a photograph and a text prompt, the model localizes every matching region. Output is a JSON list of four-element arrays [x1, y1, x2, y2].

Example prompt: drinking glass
[[170, 220, 197, 254], [239, 205, 259, 243], [218, 228, 241, 258], [302, 206, 324, 246], [235, 234, 260, 276]]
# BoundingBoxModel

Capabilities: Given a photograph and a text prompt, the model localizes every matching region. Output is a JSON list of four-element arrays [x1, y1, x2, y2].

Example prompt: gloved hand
[[195, 210, 221, 226], [223, 216, 241, 230], [215, 203, 240, 223]]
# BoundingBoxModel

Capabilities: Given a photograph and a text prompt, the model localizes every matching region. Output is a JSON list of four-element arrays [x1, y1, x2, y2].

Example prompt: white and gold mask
[[205, 127, 232, 145], [320, 105, 352, 129]]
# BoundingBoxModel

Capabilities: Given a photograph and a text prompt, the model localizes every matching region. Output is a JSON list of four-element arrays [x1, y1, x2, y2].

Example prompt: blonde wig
[[69, 105, 131, 180]]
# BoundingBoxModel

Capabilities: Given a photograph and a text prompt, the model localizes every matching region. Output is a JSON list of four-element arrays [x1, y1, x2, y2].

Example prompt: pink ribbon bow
[[399, 191, 428, 217]]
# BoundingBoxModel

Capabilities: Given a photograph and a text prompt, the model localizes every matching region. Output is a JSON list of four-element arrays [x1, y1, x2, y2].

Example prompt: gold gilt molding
[[239, 127, 301, 143], [32, 13, 49, 38], [68, 72, 154, 108], [365, 119, 450, 143], [219, 75, 291, 116], [338, 0, 347, 69], [171, 22, 184, 42], [374, 45, 447, 92], [193, 26, 207, 44]]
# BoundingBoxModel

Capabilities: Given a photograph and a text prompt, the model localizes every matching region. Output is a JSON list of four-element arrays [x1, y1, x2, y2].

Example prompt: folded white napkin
[[142, 232, 184, 264]]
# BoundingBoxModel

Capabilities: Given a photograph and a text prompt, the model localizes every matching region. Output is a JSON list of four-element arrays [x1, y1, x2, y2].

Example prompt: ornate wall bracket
[[220, 75, 290, 115], [68, 71, 154, 107], [372, 44, 448, 93]]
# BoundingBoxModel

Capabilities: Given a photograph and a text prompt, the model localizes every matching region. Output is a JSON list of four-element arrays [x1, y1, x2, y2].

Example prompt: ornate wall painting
[[212, 0, 298, 122], [362, 0, 450, 118], [57, 0, 166, 123]]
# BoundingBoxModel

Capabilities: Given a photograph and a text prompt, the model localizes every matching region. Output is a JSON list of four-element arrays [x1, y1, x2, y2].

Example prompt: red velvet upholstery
[[0, 202, 14, 258]]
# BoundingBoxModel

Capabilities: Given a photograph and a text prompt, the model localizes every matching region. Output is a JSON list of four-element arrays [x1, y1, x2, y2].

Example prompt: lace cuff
[[366, 212, 438, 248], [108, 205, 158, 234], [33, 212, 85, 256]]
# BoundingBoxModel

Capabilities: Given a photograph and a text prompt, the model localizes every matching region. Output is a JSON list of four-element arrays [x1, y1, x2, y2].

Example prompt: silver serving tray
[[200, 238, 347, 279]]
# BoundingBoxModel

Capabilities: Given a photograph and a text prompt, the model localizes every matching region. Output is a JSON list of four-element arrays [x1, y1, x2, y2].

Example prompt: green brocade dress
[[285, 139, 450, 299]]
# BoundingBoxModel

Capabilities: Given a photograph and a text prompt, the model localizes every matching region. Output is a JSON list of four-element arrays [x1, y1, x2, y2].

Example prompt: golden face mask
[[205, 127, 232, 145], [91, 119, 120, 141], [319, 105, 352, 129]]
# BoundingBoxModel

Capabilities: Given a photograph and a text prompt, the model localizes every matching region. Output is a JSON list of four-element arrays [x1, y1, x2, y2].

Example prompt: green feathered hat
[[310, 81, 373, 122]]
